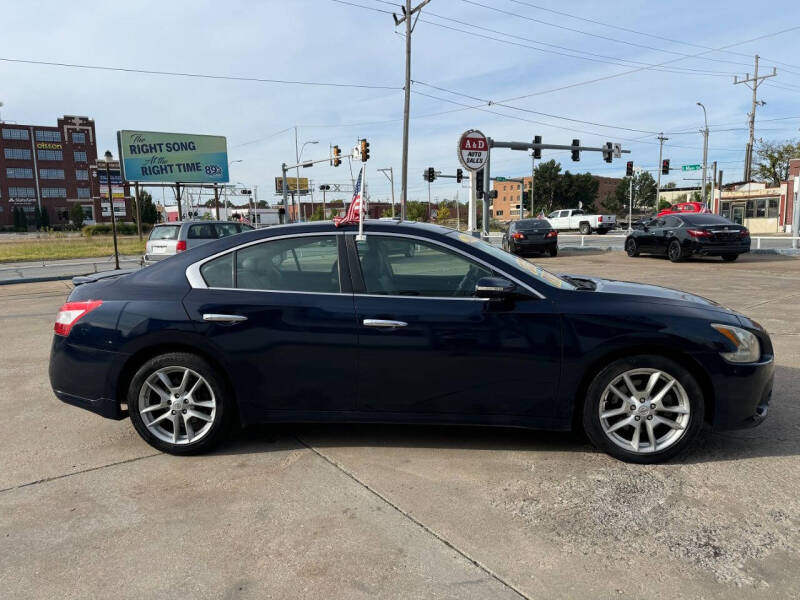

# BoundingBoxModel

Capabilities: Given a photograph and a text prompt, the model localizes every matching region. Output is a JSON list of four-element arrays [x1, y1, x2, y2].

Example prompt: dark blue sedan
[[49, 221, 773, 463]]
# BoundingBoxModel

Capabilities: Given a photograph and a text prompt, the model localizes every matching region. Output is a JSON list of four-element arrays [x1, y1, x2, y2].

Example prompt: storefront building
[[714, 182, 787, 234]]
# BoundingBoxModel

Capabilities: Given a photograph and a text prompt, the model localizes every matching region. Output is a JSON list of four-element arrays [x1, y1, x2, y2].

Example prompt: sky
[[2, 0, 799, 207]]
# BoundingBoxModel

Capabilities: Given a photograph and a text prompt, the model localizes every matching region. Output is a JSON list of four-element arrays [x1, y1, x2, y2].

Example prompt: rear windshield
[[679, 214, 731, 226], [149, 225, 180, 240], [516, 219, 550, 230]]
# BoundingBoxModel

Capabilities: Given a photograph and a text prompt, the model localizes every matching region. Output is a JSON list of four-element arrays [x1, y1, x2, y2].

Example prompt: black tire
[[625, 238, 640, 257], [549, 246, 558, 257], [721, 254, 739, 262], [128, 352, 233, 455], [579, 223, 592, 235], [597, 229, 608, 235], [582, 355, 704, 464], [668, 239, 684, 262]]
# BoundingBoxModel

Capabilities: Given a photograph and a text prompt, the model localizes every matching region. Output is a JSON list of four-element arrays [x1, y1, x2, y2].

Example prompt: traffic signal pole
[[656, 133, 668, 209]]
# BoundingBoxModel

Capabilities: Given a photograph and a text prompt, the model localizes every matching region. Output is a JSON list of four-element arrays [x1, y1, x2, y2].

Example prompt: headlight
[[711, 324, 761, 363]]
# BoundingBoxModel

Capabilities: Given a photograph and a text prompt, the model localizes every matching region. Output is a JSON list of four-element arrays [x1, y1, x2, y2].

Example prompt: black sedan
[[49, 220, 773, 463], [502, 219, 558, 257], [625, 213, 750, 262]]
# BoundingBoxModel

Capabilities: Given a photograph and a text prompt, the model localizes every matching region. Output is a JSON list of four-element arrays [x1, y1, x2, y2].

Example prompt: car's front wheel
[[582, 355, 704, 463], [625, 238, 640, 257], [128, 352, 232, 455]]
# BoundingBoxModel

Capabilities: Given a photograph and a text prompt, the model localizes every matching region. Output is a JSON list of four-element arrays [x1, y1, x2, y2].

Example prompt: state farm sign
[[457, 129, 489, 172]]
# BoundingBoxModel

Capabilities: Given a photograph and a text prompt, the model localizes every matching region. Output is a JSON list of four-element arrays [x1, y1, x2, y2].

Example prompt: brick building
[[0, 115, 131, 228]]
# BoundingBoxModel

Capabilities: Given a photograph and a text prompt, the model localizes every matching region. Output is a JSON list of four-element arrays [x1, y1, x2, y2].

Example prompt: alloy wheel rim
[[626, 240, 636, 255], [669, 243, 680, 260], [598, 368, 691, 454], [138, 367, 217, 445]]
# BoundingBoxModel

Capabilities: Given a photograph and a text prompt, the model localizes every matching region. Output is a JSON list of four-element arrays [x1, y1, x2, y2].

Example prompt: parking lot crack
[[295, 436, 532, 600]]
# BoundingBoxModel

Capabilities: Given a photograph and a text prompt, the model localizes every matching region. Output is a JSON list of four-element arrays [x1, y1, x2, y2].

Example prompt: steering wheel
[[454, 265, 483, 297]]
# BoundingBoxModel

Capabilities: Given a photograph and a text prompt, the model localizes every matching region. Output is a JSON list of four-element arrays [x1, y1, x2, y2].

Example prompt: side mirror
[[475, 276, 516, 299]]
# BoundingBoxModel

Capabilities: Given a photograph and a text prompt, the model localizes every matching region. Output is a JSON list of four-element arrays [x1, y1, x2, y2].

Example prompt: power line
[[0, 57, 400, 90]]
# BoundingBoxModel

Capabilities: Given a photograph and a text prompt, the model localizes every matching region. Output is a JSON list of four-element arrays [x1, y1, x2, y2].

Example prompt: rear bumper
[[142, 254, 168, 265], [49, 336, 128, 420], [688, 242, 751, 256], [511, 239, 557, 253]]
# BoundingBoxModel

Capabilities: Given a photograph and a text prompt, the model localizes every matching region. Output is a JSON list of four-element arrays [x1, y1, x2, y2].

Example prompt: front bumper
[[698, 352, 774, 430], [49, 336, 128, 420]]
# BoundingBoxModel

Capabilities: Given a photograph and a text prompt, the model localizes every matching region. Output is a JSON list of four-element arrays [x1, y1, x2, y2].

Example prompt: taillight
[[54, 300, 102, 337], [546, 230, 557, 238], [597, 216, 603, 222], [511, 232, 525, 239], [740, 228, 750, 237], [176, 240, 187, 252], [687, 228, 711, 238]]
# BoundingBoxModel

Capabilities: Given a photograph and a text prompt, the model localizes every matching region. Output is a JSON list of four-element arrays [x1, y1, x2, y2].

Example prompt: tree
[[70, 203, 85, 228], [754, 139, 800, 185], [663, 181, 677, 190], [532, 160, 561, 214], [611, 171, 658, 215], [308, 205, 325, 221], [406, 201, 427, 221], [658, 199, 672, 211], [556, 171, 598, 212], [138, 190, 158, 224], [436, 204, 450, 221]]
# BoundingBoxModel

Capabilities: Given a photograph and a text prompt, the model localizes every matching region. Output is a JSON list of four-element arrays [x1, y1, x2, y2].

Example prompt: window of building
[[767, 198, 779, 218], [41, 187, 67, 198], [496, 210, 504, 216], [4, 148, 31, 160], [6, 168, 33, 179], [745, 201, 755, 218], [39, 168, 65, 179], [37, 149, 63, 161], [77, 187, 91, 198], [72, 132, 86, 144], [74, 151, 88, 163], [755, 198, 767, 218], [720, 202, 731, 219], [35, 130, 61, 142], [2, 128, 29, 141], [75, 169, 89, 180], [8, 187, 36, 198]]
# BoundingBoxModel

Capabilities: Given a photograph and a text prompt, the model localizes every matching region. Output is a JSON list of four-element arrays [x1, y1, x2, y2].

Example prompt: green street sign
[[681, 164, 701, 172], [495, 176, 507, 181]]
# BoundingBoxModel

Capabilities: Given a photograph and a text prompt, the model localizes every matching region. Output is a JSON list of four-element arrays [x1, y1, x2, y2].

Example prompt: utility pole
[[392, 0, 431, 222], [529, 153, 535, 219], [656, 133, 668, 210], [378, 167, 396, 217], [697, 102, 709, 205], [134, 181, 143, 240], [734, 55, 776, 181], [213, 184, 220, 220]]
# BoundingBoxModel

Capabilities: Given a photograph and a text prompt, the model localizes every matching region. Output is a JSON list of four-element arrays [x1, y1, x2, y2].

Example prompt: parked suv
[[144, 221, 254, 265]]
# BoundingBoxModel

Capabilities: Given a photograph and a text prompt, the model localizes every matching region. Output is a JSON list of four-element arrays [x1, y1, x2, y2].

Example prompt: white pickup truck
[[546, 209, 616, 235]]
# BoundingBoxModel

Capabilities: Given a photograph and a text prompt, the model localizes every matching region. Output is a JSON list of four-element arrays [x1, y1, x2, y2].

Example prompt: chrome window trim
[[186, 231, 345, 290], [348, 232, 545, 300], [185, 229, 544, 300]]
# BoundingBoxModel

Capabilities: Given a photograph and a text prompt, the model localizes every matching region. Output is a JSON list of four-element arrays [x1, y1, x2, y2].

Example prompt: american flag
[[334, 168, 363, 227]]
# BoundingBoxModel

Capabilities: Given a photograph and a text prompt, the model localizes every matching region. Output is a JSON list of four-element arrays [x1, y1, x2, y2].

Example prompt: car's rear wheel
[[582, 355, 703, 463], [128, 352, 231, 455], [579, 223, 592, 235], [549, 246, 558, 257], [721, 254, 739, 262], [668, 239, 685, 262], [625, 238, 640, 257]]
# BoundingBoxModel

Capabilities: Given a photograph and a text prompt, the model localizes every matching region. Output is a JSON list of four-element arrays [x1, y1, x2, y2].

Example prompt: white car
[[546, 209, 616, 235]]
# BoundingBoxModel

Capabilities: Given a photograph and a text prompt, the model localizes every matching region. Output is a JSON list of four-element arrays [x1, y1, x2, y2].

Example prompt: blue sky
[[2, 0, 799, 206]]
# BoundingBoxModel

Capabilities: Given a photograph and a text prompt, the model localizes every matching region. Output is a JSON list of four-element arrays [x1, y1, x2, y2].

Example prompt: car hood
[[562, 274, 728, 310]]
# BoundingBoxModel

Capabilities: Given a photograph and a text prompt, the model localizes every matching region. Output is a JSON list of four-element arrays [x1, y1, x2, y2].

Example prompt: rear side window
[[215, 223, 239, 238], [188, 224, 216, 239], [200, 253, 233, 288], [149, 225, 180, 240], [236, 236, 340, 292]]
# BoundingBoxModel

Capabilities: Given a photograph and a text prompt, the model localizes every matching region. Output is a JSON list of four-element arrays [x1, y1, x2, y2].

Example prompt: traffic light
[[603, 142, 613, 163], [662, 159, 670, 175], [456, 168, 463, 183], [476, 169, 484, 199], [319, 184, 331, 191], [571, 139, 580, 162], [488, 189, 498, 199], [423, 167, 436, 182], [626, 161, 634, 177], [332, 145, 341, 167], [360, 139, 370, 162], [533, 135, 542, 159]]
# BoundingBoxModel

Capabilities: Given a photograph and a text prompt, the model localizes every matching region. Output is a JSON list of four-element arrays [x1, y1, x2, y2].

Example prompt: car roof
[[153, 220, 244, 226]]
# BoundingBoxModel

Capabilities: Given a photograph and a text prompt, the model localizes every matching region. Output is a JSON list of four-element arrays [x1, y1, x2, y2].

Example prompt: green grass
[[0, 236, 146, 263]]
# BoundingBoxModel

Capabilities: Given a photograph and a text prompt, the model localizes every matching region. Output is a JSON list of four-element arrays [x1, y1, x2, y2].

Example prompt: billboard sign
[[99, 185, 125, 199], [101, 200, 127, 217], [275, 177, 310, 195], [95, 169, 123, 186], [117, 130, 229, 184]]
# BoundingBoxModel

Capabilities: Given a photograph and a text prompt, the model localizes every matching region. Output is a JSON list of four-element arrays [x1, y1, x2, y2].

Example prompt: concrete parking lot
[[1, 251, 799, 599]]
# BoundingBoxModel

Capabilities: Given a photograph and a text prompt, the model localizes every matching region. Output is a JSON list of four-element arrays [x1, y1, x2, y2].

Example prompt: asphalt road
[[1, 253, 799, 598]]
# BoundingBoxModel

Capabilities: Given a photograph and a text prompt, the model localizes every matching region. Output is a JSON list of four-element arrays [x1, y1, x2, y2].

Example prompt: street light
[[103, 150, 120, 270], [295, 138, 318, 222], [697, 102, 709, 206]]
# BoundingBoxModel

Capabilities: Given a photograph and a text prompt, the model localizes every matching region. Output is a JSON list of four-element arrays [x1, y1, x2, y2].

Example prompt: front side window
[[355, 236, 492, 298], [215, 223, 239, 238], [234, 235, 340, 293]]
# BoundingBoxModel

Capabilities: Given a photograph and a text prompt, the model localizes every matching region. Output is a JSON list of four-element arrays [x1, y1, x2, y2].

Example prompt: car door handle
[[363, 319, 408, 329], [202, 313, 248, 323]]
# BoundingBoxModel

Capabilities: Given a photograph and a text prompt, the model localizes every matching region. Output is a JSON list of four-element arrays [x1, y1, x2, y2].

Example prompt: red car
[[657, 201, 710, 217]]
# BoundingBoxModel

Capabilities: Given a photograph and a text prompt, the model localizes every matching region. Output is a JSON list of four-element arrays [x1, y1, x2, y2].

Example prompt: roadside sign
[[682, 164, 701, 172], [612, 143, 622, 159], [458, 129, 489, 171], [495, 176, 507, 181]]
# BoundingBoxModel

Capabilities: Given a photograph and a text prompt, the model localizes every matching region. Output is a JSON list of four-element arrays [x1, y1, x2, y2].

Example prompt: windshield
[[447, 231, 576, 290], [680, 214, 732, 226], [516, 219, 550, 230]]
